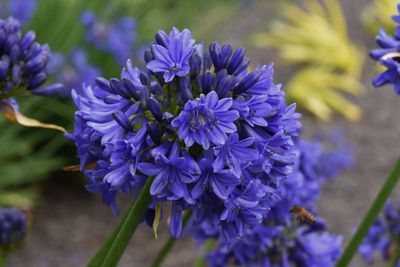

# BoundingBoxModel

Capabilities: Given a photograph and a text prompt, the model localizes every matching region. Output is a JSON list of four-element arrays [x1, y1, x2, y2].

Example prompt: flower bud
[[234, 70, 260, 94], [27, 72, 46, 89], [201, 70, 214, 94], [147, 96, 162, 121], [227, 47, 246, 75], [95, 77, 114, 93], [147, 122, 161, 145], [155, 30, 169, 47], [31, 83, 64, 96], [112, 110, 132, 131]]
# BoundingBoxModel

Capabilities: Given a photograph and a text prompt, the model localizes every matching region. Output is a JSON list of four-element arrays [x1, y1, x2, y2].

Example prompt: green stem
[[149, 210, 193, 267], [86, 176, 155, 267], [0, 251, 8, 267], [336, 158, 400, 267], [100, 176, 155, 267], [192, 239, 217, 267]]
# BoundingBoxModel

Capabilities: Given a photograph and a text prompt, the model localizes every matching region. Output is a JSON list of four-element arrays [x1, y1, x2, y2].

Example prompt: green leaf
[[153, 203, 162, 240]]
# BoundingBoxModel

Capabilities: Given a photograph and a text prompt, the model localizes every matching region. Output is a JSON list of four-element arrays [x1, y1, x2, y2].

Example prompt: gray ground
[[7, 0, 400, 266]]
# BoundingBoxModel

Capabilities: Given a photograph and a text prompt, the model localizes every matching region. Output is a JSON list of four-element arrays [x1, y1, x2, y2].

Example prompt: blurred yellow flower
[[362, 0, 397, 35], [251, 0, 364, 121]]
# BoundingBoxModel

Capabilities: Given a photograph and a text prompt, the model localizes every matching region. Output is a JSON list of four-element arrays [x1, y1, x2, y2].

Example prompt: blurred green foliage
[[251, 0, 364, 122], [0, 0, 239, 208]]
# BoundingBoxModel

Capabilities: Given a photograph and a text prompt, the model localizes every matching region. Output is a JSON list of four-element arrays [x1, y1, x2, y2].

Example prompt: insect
[[290, 205, 316, 224]]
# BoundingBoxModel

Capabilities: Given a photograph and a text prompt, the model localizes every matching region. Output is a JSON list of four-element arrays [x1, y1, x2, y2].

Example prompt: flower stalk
[[87, 176, 155, 267], [336, 157, 400, 267]]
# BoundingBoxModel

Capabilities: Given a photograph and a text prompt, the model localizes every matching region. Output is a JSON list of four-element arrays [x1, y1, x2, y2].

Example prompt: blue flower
[[80, 11, 137, 64], [213, 133, 258, 177], [359, 218, 389, 264], [147, 28, 194, 82], [313, 129, 354, 178], [0, 207, 27, 248], [103, 128, 147, 189], [195, 132, 352, 264], [138, 142, 200, 204], [172, 91, 239, 149], [0, 0, 37, 25], [108, 17, 137, 64], [206, 220, 342, 267], [192, 158, 240, 200], [220, 179, 272, 241], [294, 232, 343, 266], [48, 49, 101, 95], [359, 200, 400, 266], [370, 4, 400, 94], [69, 27, 302, 242], [245, 64, 276, 95], [232, 95, 271, 127], [0, 17, 63, 97]]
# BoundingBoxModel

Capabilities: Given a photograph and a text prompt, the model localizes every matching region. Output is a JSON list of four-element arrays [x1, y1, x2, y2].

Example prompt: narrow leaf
[[87, 176, 155, 267], [0, 101, 67, 133], [153, 203, 162, 240]]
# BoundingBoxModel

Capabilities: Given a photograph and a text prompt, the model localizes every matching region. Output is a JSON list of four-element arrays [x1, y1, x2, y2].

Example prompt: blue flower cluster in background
[[371, 3, 400, 94], [0, 207, 27, 248], [201, 134, 352, 267], [46, 11, 137, 95], [0, 0, 36, 26], [0, 17, 63, 103], [80, 11, 136, 65], [360, 200, 400, 266], [47, 49, 101, 95], [68, 27, 302, 242]]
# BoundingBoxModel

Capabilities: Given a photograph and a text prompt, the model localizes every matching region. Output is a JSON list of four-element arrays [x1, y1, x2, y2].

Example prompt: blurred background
[[0, 0, 399, 266]]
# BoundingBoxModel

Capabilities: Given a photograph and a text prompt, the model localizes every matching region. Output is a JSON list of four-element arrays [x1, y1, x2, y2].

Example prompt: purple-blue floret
[[370, 3, 400, 94], [359, 200, 400, 266]]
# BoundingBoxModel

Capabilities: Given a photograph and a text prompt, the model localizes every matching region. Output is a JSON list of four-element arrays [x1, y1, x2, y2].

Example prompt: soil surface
[[8, 0, 400, 266]]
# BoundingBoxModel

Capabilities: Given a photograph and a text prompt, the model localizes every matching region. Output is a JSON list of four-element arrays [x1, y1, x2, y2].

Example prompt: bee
[[290, 205, 316, 224]]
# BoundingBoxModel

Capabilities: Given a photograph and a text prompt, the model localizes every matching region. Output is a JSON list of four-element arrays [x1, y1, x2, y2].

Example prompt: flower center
[[169, 63, 182, 73], [188, 106, 219, 132]]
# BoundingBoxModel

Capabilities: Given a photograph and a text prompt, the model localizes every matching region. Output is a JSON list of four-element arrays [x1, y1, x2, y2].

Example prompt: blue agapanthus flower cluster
[[370, 3, 400, 95], [47, 48, 101, 95], [0, 0, 37, 25], [80, 11, 136, 65], [0, 207, 27, 248], [202, 135, 353, 267], [359, 200, 400, 266], [207, 222, 342, 267], [68, 27, 301, 241], [0, 17, 63, 101]]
